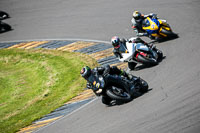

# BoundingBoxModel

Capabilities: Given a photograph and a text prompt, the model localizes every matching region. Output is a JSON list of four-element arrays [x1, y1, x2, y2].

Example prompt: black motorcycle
[[87, 73, 148, 105]]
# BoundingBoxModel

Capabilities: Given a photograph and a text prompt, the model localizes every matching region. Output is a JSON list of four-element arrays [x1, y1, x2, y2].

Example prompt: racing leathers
[[131, 13, 157, 38], [86, 65, 131, 94], [113, 37, 153, 59]]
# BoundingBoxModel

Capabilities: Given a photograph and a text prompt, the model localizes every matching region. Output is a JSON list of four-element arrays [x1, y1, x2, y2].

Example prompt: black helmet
[[133, 11, 142, 20], [111, 36, 120, 47], [80, 66, 92, 79]]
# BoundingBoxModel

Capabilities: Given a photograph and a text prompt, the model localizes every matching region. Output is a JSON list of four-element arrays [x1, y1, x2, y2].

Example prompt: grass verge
[[0, 48, 98, 133]]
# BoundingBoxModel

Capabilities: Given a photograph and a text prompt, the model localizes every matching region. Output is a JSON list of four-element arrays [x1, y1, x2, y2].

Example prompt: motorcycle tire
[[138, 78, 148, 93], [106, 87, 132, 102], [137, 55, 158, 65], [128, 62, 137, 70]]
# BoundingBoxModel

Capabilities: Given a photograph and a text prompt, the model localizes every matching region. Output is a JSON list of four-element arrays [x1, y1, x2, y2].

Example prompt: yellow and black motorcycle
[[142, 17, 178, 40]]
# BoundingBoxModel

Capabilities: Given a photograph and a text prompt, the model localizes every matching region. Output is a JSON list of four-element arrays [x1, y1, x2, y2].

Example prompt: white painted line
[[33, 97, 98, 133]]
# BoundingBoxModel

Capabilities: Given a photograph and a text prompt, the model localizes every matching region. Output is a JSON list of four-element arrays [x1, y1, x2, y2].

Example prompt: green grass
[[0, 48, 98, 133]]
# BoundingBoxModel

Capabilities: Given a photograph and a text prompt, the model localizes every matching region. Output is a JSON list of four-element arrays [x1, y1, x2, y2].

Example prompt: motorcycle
[[0, 11, 10, 20], [118, 37, 163, 70], [142, 17, 178, 40], [0, 21, 12, 33], [87, 72, 148, 105]]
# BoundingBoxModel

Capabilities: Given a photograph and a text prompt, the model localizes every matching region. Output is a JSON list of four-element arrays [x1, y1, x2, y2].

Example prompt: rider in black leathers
[[80, 65, 139, 105]]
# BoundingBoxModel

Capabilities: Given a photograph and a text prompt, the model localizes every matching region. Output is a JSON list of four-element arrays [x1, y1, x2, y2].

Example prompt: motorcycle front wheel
[[106, 87, 132, 102], [160, 28, 178, 38], [137, 55, 158, 65]]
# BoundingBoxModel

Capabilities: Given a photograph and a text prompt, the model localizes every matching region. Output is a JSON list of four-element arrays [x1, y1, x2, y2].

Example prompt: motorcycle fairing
[[135, 43, 149, 52], [119, 42, 135, 62], [87, 74, 105, 91], [142, 17, 160, 37]]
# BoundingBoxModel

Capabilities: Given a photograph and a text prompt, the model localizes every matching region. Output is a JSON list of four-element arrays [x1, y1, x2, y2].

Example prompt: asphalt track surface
[[1, 0, 200, 133]]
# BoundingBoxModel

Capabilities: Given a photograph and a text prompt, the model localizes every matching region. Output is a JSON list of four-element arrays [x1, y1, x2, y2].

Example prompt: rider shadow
[[133, 56, 166, 71], [107, 88, 153, 107]]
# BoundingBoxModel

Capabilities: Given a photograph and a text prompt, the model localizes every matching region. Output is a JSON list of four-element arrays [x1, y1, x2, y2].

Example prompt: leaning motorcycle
[[118, 38, 163, 70], [87, 73, 148, 105], [142, 17, 178, 40]]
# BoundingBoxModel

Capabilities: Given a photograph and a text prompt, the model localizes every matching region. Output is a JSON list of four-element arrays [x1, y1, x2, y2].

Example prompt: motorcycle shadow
[[107, 88, 153, 107], [133, 56, 166, 71], [0, 27, 13, 34], [154, 35, 179, 43]]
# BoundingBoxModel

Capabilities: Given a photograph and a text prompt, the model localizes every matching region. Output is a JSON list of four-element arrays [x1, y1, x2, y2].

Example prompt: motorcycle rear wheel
[[161, 28, 178, 38], [106, 87, 132, 102]]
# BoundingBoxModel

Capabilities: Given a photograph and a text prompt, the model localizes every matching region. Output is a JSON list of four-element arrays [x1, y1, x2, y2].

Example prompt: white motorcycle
[[118, 37, 163, 70]]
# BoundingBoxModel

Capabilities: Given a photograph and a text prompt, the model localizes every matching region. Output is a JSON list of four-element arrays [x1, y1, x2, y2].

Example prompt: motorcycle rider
[[131, 11, 158, 39], [111, 36, 127, 59], [80, 65, 140, 105], [111, 36, 154, 59]]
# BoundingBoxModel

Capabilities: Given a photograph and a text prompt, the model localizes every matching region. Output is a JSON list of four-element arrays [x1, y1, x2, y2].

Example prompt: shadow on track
[[149, 34, 179, 44], [106, 88, 153, 107], [132, 56, 166, 71]]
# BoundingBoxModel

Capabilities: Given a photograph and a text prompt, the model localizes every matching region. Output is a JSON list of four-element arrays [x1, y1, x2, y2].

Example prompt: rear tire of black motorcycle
[[128, 62, 137, 70], [106, 89, 132, 102], [137, 55, 158, 65]]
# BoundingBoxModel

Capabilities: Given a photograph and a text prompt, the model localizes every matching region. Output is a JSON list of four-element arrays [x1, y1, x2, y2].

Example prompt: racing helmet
[[111, 36, 120, 47], [132, 11, 142, 20], [80, 66, 91, 79]]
